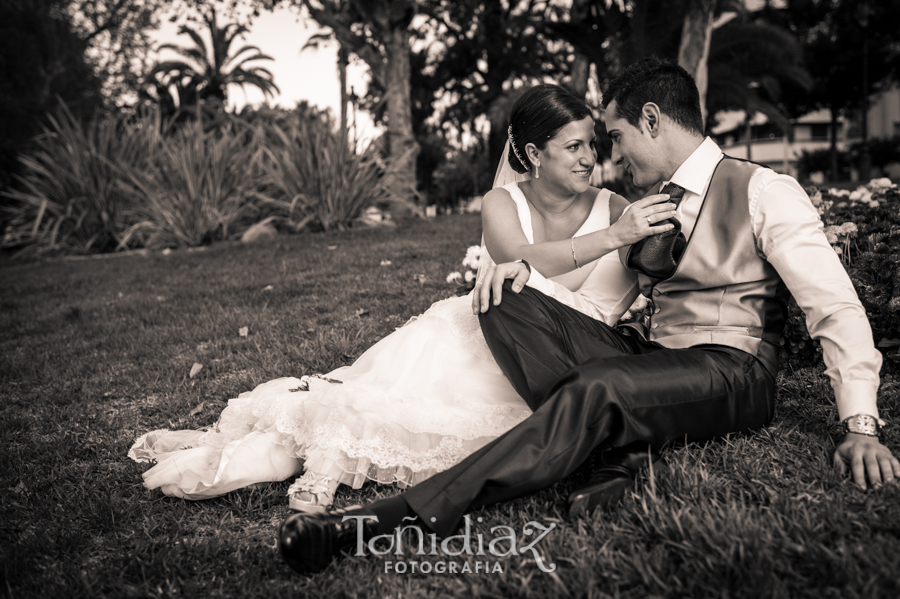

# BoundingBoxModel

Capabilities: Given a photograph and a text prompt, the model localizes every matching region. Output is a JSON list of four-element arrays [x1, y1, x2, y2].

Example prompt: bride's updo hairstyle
[[507, 84, 592, 175]]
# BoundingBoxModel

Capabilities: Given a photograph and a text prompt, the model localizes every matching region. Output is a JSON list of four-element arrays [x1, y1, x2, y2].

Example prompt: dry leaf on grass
[[189, 362, 203, 378], [189, 402, 205, 417], [239, 326, 249, 337], [380, 260, 392, 266]]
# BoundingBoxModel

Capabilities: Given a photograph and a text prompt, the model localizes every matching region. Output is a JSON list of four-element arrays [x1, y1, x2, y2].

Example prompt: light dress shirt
[[653, 137, 881, 421]]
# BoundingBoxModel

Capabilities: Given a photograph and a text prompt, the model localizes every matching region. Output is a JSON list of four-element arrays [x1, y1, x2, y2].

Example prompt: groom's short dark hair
[[602, 57, 704, 135]]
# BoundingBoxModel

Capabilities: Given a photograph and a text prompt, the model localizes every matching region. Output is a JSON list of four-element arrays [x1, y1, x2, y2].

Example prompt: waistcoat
[[638, 157, 790, 376]]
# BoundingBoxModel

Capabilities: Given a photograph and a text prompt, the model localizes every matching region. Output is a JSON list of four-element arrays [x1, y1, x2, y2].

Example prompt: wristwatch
[[841, 413, 885, 437]]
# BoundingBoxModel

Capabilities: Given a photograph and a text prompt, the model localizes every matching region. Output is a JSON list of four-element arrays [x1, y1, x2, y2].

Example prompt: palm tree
[[141, 67, 202, 120], [705, 20, 812, 149], [146, 8, 279, 112]]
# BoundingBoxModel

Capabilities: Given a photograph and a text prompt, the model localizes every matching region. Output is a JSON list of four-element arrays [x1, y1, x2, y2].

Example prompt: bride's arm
[[482, 188, 675, 279], [474, 256, 639, 324]]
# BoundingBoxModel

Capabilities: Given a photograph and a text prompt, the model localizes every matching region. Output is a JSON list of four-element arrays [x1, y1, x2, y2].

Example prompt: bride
[[129, 84, 677, 512]]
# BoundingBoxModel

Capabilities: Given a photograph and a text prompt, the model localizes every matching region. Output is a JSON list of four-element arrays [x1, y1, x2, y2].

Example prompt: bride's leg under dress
[[129, 295, 531, 500]]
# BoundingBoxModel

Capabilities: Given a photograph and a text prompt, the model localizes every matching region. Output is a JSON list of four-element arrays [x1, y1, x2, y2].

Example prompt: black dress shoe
[[278, 506, 379, 575], [567, 447, 664, 517]]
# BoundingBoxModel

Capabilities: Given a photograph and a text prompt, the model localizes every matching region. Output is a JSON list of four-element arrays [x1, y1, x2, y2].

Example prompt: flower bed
[[786, 178, 900, 367]]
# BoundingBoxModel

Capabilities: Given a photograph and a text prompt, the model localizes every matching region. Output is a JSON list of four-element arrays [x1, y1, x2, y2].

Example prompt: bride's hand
[[610, 194, 678, 247], [472, 262, 531, 314]]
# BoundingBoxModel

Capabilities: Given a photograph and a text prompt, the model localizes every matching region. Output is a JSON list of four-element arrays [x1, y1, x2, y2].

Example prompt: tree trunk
[[569, 55, 590, 99], [830, 106, 839, 182], [745, 117, 753, 161], [384, 22, 419, 200], [337, 45, 348, 141], [567, 0, 592, 99], [300, 0, 419, 203], [677, 0, 716, 128]]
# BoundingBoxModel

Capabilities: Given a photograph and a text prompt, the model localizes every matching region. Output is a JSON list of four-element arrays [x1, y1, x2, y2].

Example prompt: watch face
[[858, 418, 877, 435], [849, 415, 878, 435]]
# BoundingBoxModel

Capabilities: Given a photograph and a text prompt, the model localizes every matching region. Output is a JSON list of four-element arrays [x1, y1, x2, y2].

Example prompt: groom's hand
[[834, 434, 900, 490], [472, 262, 531, 314]]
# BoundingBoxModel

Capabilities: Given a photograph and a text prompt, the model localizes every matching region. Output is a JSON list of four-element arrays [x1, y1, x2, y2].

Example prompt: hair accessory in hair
[[508, 124, 530, 170]]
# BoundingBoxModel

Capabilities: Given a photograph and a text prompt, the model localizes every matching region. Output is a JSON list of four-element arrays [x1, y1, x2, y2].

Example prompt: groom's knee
[[478, 280, 540, 328]]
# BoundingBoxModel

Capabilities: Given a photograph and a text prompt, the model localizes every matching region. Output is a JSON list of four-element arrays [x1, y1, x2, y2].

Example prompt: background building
[[712, 87, 900, 182]]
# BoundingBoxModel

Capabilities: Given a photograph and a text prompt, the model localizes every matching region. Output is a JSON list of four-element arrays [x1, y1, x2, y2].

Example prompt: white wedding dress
[[129, 183, 638, 499]]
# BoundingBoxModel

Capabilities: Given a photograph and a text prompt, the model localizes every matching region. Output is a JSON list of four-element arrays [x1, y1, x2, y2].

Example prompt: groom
[[278, 57, 899, 575]]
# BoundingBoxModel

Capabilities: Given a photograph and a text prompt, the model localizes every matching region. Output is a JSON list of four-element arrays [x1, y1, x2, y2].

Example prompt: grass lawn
[[2, 213, 899, 598]]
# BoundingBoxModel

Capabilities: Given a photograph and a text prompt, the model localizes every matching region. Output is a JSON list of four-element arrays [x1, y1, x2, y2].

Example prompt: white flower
[[869, 177, 894, 189], [849, 187, 872, 203], [462, 245, 483, 270], [464, 270, 476, 283], [824, 228, 839, 244], [446, 271, 463, 284], [839, 222, 858, 236]]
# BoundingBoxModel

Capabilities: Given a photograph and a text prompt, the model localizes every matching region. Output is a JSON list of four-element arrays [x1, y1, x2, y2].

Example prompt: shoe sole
[[288, 497, 330, 514]]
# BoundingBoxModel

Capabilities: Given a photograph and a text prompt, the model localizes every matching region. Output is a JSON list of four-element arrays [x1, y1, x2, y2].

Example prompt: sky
[[152, 4, 373, 130]]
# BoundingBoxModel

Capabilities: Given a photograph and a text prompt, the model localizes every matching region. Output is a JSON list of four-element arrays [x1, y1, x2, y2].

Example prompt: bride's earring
[[534, 163, 540, 178]]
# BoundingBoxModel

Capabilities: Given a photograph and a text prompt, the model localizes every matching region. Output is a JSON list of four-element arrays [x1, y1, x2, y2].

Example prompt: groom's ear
[[641, 103, 661, 137]]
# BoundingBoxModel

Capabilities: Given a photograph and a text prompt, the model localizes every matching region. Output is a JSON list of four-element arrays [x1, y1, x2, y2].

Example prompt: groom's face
[[604, 100, 662, 188]]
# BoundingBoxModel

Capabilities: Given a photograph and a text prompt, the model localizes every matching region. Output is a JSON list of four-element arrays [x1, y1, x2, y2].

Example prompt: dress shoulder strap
[[501, 182, 535, 244], [592, 188, 612, 231]]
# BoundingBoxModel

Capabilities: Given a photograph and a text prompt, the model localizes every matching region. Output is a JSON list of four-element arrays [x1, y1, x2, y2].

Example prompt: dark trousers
[[401, 283, 776, 537]]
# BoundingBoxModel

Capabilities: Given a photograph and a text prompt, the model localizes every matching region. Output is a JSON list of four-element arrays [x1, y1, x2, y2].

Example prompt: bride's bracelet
[[571, 237, 580, 269]]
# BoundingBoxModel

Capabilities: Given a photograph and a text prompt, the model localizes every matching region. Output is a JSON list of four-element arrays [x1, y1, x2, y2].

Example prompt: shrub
[[118, 119, 262, 248], [782, 183, 900, 368], [1, 107, 162, 256], [257, 118, 408, 232], [797, 147, 851, 181], [848, 136, 900, 170]]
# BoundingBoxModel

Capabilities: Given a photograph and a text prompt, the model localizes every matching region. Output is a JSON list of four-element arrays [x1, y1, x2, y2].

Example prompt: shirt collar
[[662, 137, 723, 196]]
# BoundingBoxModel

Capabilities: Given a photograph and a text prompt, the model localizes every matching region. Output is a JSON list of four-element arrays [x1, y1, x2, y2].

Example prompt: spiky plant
[[1, 106, 163, 256]]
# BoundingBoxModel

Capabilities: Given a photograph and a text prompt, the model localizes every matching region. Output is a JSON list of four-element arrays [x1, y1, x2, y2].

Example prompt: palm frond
[[177, 25, 209, 61]]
